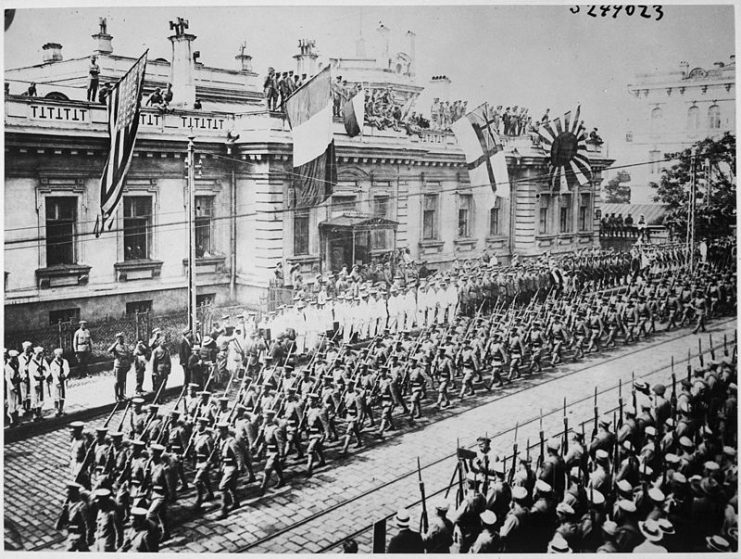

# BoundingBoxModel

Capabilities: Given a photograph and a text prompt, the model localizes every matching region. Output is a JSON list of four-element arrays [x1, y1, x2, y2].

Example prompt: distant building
[[622, 56, 735, 204], [4, 20, 612, 330]]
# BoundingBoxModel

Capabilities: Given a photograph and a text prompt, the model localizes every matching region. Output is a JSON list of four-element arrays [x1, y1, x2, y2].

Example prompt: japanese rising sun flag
[[538, 104, 592, 194]]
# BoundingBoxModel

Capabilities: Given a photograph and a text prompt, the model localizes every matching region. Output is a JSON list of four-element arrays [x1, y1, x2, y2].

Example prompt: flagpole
[[187, 135, 198, 334]]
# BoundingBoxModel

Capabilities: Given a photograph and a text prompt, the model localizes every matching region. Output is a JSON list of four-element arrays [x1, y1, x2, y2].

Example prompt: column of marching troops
[[46, 240, 736, 552], [387, 335, 737, 553]]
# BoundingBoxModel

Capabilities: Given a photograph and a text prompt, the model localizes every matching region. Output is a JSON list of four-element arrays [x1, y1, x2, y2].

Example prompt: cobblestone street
[[4, 318, 735, 552]]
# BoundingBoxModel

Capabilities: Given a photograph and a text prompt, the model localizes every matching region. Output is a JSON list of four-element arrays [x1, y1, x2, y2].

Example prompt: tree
[[602, 170, 631, 203], [650, 132, 736, 240]]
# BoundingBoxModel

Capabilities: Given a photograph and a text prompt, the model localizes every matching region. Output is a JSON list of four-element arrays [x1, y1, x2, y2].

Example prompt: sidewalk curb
[[4, 385, 184, 444]]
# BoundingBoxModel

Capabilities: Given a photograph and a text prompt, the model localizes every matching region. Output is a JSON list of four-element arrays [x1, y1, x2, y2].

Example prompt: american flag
[[95, 51, 148, 237]]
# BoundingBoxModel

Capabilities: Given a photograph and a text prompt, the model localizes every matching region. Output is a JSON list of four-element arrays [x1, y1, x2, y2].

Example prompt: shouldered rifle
[[155, 384, 189, 445], [709, 334, 715, 360], [538, 409, 545, 470], [417, 457, 429, 533], [562, 398, 569, 455], [591, 387, 599, 441], [698, 339, 704, 367], [687, 348, 692, 383], [631, 372, 637, 410], [618, 379, 623, 429], [509, 422, 519, 484], [724, 333, 728, 357], [116, 398, 133, 433], [670, 357, 677, 417]]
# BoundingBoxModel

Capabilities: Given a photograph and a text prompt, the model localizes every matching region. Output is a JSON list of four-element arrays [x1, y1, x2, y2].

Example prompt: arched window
[[44, 91, 69, 101], [650, 106, 663, 133], [687, 105, 700, 130], [708, 104, 721, 129]]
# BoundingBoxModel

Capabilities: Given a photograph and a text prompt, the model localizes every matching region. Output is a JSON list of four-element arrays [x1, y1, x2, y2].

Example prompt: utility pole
[[687, 146, 698, 273], [187, 135, 198, 334]]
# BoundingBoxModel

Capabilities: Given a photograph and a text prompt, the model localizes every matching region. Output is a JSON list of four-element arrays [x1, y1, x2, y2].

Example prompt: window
[[489, 198, 502, 236], [650, 106, 663, 134], [559, 194, 572, 233], [687, 105, 700, 130], [123, 197, 152, 260], [372, 196, 390, 249], [125, 300, 152, 315], [538, 194, 550, 235], [196, 293, 215, 306], [457, 194, 473, 238], [578, 193, 591, 231], [708, 105, 721, 129], [649, 150, 662, 175], [195, 196, 214, 258], [422, 194, 439, 240], [49, 308, 79, 326], [45, 197, 77, 266], [330, 195, 355, 218], [294, 211, 310, 255]]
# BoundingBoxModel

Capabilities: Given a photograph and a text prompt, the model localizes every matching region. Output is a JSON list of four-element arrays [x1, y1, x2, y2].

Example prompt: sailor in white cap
[[4, 349, 21, 425], [470, 509, 499, 552], [18, 341, 34, 415], [28, 345, 48, 421], [49, 347, 70, 416]]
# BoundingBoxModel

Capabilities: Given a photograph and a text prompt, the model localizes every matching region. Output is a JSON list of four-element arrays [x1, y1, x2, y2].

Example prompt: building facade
[[4, 21, 611, 330], [622, 56, 735, 204]]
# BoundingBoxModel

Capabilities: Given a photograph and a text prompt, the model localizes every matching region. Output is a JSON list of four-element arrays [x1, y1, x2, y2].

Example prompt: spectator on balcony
[[87, 55, 100, 102], [637, 214, 648, 242], [146, 88, 164, 108], [162, 83, 173, 108], [23, 82, 37, 97], [589, 127, 604, 145], [193, 98, 202, 110], [98, 82, 112, 105], [541, 108, 550, 123], [624, 214, 635, 236], [616, 214, 625, 237]]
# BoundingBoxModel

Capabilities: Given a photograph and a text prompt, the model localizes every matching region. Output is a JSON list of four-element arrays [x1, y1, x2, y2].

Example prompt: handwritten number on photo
[[612, 5, 622, 17], [625, 5, 635, 15], [654, 5, 664, 21], [570, 5, 580, 14], [587, 5, 597, 17]]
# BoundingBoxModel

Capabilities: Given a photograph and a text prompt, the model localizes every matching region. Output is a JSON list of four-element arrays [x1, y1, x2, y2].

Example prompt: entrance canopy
[[319, 214, 399, 273], [318, 214, 399, 234]]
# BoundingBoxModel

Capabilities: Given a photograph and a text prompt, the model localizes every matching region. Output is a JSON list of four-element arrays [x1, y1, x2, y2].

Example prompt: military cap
[[535, 479, 552, 494], [131, 440, 146, 449], [188, 383, 200, 390], [657, 518, 675, 535], [216, 422, 230, 430], [648, 487, 665, 503], [617, 499, 637, 513], [723, 446, 736, 457], [621, 439, 634, 452], [706, 535, 731, 552], [679, 436, 694, 449], [145, 404, 160, 413], [94, 488, 112, 499], [556, 502, 575, 516], [511, 486, 528, 501], [664, 453, 680, 465], [480, 510, 497, 526], [169, 409, 180, 418], [639, 463, 654, 478], [110, 431, 124, 439], [131, 506, 149, 517], [644, 425, 657, 437], [616, 479, 632, 495], [651, 383, 666, 396], [547, 533, 571, 553], [198, 390, 212, 398], [8, 349, 19, 357], [602, 519, 618, 536], [589, 489, 605, 506], [546, 439, 560, 451], [95, 427, 108, 435], [149, 443, 165, 453], [395, 508, 411, 528], [218, 396, 230, 404], [263, 409, 278, 417], [196, 416, 211, 424], [70, 421, 85, 430], [595, 449, 609, 462], [66, 481, 83, 490]]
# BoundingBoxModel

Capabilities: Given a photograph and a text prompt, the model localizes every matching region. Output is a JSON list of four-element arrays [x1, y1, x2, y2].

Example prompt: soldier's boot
[[178, 465, 189, 491], [413, 402, 422, 419], [354, 427, 363, 448], [245, 460, 257, 483], [260, 469, 273, 491], [191, 484, 204, 511], [341, 434, 352, 455], [219, 491, 230, 519], [230, 488, 240, 511], [205, 479, 215, 501], [58, 398, 65, 416], [306, 456, 314, 477], [317, 448, 326, 468]]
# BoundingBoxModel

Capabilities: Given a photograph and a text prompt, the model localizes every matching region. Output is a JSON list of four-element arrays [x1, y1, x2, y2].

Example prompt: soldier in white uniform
[[48, 348, 70, 416], [28, 346, 48, 420], [18, 341, 33, 416], [295, 301, 308, 353], [5, 350, 20, 425]]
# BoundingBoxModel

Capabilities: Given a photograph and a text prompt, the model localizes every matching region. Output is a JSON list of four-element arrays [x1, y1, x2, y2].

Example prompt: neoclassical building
[[622, 56, 735, 204], [4, 20, 612, 330]]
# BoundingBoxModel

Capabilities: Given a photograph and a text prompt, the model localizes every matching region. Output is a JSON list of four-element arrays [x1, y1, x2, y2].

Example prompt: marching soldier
[[340, 379, 363, 454], [407, 357, 426, 420], [145, 443, 170, 542], [190, 416, 215, 511], [69, 421, 90, 488], [165, 412, 189, 493], [216, 422, 241, 519], [304, 394, 328, 477], [233, 404, 257, 483], [459, 342, 480, 398], [92, 488, 124, 552], [507, 326, 526, 381], [434, 347, 454, 408], [118, 506, 161, 552], [260, 409, 286, 490], [56, 481, 93, 551]]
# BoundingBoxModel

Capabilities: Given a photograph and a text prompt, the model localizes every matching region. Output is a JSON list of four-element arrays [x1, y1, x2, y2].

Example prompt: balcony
[[114, 259, 163, 282]]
